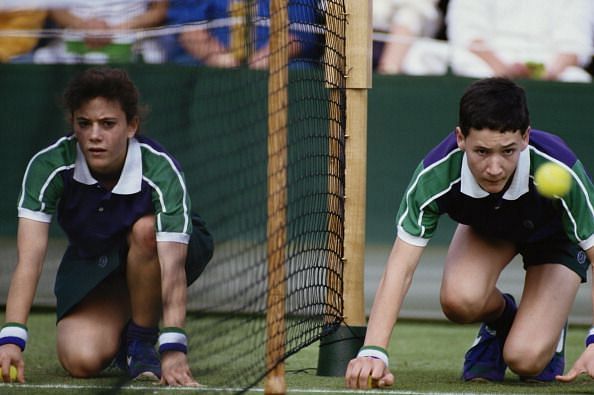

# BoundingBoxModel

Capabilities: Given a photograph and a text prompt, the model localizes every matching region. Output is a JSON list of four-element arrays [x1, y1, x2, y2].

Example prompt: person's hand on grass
[[345, 355, 394, 389], [556, 345, 594, 382], [159, 351, 201, 387], [0, 343, 25, 383]]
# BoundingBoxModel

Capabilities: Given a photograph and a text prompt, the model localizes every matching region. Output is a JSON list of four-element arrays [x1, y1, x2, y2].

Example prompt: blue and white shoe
[[107, 330, 127, 373], [462, 293, 517, 382], [112, 341, 127, 372], [520, 323, 566, 382], [462, 323, 507, 382], [127, 338, 162, 381]]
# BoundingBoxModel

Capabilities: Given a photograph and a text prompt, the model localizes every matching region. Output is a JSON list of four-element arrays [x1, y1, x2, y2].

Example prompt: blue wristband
[[585, 327, 594, 347], [0, 323, 28, 351]]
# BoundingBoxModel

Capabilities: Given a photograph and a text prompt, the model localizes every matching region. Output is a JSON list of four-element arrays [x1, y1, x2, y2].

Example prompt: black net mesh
[[176, 0, 348, 391], [0, 0, 348, 393]]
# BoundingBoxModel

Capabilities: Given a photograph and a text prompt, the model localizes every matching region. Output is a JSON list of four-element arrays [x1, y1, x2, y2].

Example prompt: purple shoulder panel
[[423, 131, 458, 167], [529, 129, 577, 167]]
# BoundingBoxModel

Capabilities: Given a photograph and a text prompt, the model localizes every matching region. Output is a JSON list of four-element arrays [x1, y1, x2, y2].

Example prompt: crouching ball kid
[[0, 67, 213, 386]]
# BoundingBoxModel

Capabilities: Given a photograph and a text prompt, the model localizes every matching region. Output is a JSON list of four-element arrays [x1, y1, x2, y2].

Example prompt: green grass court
[[1, 312, 593, 394]]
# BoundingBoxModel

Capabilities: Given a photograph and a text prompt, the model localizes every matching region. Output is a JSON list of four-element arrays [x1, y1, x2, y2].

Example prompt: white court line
[[0, 383, 533, 395]]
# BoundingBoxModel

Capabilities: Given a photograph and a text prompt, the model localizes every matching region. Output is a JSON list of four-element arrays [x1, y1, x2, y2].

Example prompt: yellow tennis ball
[[367, 375, 379, 388], [1, 365, 17, 382], [526, 61, 545, 79], [534, 162, 572, 198]]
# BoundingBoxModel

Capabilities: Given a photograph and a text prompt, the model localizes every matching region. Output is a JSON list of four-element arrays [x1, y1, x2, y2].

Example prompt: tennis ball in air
[[1, 365, 17, 382], [534, 162, 572, 198]]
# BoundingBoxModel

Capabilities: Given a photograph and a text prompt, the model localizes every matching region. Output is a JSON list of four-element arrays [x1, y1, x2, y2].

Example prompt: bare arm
[[179, 28, 238, 68], [5, 218, 49, 324], [157, 241, 188, 329], [556, 246, 594, 382], [156, 241, 199, 386], [49, 9, 90, 29], [52, 2, 168, 30], [376, 24, 415, 75], [49, 9, 111, 48], [0, 218, 49, 383], [113, 1, 169, 30], [365, 237, 424, 346], [545, 53, 580, 81], [345, 236, 425, 389], [248, 33, 303, 70], [468, 39, 531, 79], [588, 247, 594, 330], [51, 2, 168, 49]]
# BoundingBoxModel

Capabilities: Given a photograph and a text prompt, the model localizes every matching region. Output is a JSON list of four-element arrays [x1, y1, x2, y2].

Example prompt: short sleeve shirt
[[396, 130, 594, 250], [17, 135, 192, 258]]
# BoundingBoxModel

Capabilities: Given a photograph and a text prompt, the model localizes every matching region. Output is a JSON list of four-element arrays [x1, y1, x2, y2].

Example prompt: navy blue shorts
[[519, 236, 590, 282], [54, 214, 214, 320]]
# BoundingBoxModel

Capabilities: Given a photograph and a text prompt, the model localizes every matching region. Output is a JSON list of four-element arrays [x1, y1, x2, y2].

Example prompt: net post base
[[316, 324, 366, 376]]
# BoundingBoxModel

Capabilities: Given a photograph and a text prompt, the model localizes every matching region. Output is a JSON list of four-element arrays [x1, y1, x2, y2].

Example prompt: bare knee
[[58, 342, 114, 378], [503, 338, 554, 376], [57, 314, 123, 378], [129, 215, 157, 257], [504, 344, 551, 377], [440, 291, 486, 324]]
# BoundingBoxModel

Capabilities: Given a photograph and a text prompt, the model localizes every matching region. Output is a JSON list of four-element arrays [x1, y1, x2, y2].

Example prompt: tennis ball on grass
[[1, 365, 17, 382], [534, 162, 572, 198], [367, 375, 379, 388]]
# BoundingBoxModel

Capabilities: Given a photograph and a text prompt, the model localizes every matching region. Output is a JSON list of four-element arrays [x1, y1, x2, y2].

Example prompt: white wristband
[[585, 326, 594, 347], [158, 327, 188, 354], [0, 323, 28, 351], [159, 331, 188, 347], [357, 346, 389, 368]]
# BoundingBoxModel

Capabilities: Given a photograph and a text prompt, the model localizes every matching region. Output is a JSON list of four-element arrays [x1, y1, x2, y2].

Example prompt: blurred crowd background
[[1, 0, 594, 82]]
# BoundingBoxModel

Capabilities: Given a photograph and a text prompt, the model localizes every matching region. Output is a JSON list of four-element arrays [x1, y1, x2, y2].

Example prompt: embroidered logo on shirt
[[577, 251, 587, 265], [98, 255, 108, 268]]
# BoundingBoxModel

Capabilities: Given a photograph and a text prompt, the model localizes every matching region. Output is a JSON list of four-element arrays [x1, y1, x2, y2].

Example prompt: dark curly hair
[[63, 67, 143, 130], [458, 77, 530, 137]]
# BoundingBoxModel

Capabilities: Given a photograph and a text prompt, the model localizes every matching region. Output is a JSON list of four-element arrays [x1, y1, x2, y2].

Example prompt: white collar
[[460, 147, 530, 200], [73, 137, 142, 195]]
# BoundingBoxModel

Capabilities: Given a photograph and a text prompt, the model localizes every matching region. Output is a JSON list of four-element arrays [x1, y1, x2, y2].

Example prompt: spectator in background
[[587, 6, 594, 77], [373, 0, 448, 75], [34, 1, 168, 64], [164, 0, 322, 69], [161, 0, 229, 66], [447, 0, 593, 82], [0, 9, 47, 63]]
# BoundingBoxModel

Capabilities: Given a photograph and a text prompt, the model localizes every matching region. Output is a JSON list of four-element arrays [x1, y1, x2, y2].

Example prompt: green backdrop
[[367, 74, 594, 244], [1, 65, 593, 246]]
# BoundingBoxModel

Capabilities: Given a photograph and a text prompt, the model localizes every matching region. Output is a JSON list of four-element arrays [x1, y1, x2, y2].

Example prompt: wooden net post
[[324, 0, 346, 327], [230, 0, 247, 63], [317, 0, 372, 376], [265, 0, 288, 393], [342, 0, 371, 330]]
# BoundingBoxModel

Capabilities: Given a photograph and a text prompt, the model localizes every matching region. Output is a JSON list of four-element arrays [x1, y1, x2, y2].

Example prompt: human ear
[[455, 127, 465, 150], [127, 116, 139, 138], [518, 126, 530, 150]]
